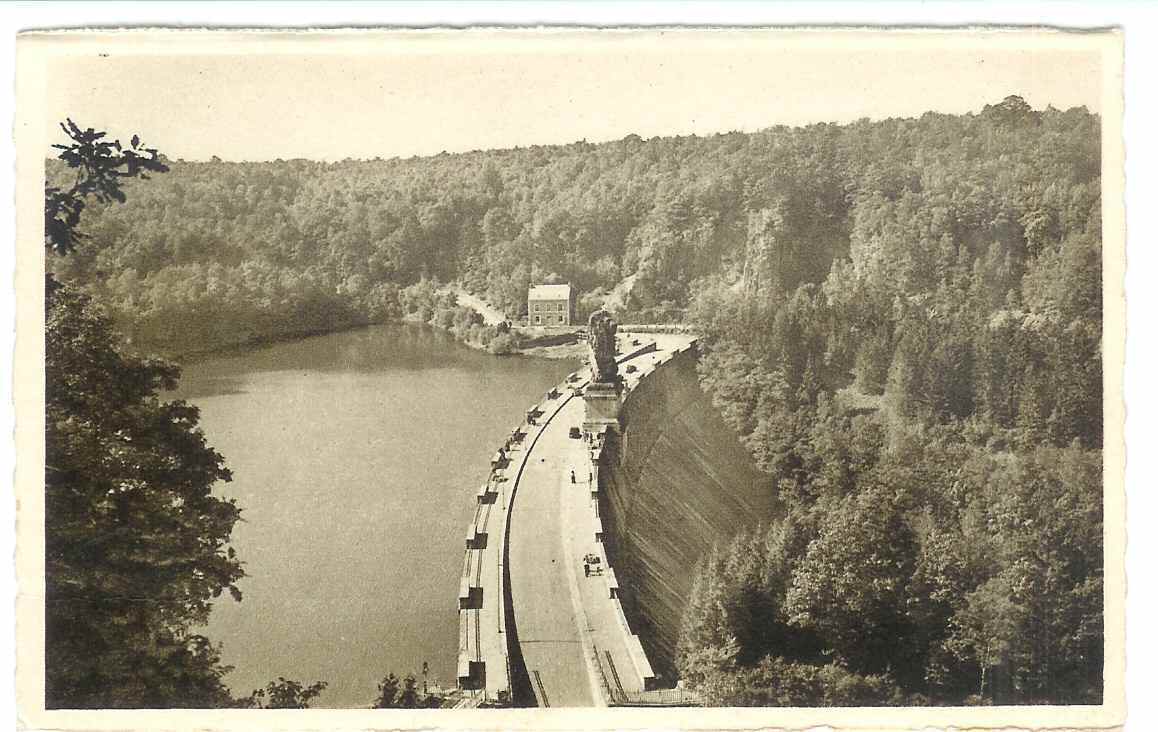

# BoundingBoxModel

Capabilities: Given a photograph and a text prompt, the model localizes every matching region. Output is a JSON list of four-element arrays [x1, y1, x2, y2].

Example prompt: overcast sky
[[37, 30, 1106, 162]]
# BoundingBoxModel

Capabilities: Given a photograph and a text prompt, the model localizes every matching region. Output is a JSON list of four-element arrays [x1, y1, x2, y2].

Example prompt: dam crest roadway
[[455, 329, 699, 708]]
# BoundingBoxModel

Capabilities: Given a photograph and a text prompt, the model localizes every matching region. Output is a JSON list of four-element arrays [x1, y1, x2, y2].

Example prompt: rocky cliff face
[[599, 346, 772, 680]]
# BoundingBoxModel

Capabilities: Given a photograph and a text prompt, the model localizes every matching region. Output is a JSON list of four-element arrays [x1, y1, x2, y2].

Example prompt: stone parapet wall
[[584, 427, 656, 695], [455, 380, 577, 700]]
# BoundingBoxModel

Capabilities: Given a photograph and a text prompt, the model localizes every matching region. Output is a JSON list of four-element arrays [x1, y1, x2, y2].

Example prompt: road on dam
[[506, 394, 599, 706], [505, 335, 692, 707]]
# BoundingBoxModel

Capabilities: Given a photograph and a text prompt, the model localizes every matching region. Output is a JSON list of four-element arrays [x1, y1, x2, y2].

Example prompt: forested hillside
[[678, 98, 1103, 705], [53, 97, 1096, 358], [50, 96, 1104, 706]]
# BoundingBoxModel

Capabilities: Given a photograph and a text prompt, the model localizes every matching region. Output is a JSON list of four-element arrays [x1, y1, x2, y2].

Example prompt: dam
[[455, 322, 769, 707]]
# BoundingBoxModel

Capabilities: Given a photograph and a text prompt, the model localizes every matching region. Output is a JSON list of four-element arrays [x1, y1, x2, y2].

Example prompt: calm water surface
[[173, 325, 575, 707]]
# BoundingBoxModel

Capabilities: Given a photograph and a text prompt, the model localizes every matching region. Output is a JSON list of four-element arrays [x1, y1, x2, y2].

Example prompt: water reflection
[[174, 324, 518, 400], [173, 324, 577, 706]]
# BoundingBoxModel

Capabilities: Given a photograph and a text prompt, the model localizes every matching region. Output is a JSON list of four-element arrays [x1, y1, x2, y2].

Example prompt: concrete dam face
[[599, 345, 773, 680]]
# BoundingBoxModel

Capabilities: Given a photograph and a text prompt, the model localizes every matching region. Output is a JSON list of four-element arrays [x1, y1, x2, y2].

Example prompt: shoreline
[[165, 319, 592, 367], [144, 312, 693, 367]]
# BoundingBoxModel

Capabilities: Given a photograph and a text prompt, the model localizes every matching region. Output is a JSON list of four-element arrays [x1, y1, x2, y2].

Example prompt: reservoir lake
[[173, 324, 576, 707]]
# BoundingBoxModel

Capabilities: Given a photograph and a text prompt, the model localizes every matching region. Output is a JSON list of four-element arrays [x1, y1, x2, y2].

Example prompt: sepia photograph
[[13, 25, 1125, 731]]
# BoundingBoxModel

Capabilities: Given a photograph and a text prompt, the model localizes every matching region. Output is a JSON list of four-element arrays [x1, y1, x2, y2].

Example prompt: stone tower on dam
[[583, 310, 621, 433]]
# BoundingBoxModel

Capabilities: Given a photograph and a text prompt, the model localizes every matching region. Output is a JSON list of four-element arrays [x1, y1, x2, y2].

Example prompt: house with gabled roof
[[527, 283, 573, 326]]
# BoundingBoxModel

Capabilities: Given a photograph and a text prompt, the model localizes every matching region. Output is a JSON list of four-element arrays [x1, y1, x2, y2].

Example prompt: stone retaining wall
[[599, 343, 772, 680]]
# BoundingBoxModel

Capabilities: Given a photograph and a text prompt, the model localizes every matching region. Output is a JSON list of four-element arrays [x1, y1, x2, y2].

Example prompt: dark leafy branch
[[45, 118, 168, 257], [44, 122, 328, 709]]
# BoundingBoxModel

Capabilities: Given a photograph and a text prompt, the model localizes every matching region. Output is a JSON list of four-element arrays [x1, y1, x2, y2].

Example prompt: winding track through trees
[[453, 288, 509, 327]]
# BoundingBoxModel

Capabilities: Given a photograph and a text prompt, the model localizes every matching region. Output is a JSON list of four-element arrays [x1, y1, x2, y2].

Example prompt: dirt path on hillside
[[453, 288, 509, 327]]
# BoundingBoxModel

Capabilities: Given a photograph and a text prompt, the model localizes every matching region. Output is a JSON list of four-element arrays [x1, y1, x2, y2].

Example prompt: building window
[[534, 315, 541, 324]]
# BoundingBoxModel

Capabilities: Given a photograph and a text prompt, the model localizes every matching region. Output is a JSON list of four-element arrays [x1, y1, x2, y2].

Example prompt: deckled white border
[[11, 26, 1126, 732]]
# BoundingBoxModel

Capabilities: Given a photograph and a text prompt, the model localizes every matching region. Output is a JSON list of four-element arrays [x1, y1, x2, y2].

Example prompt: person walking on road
[[570, 469, 576, 484]]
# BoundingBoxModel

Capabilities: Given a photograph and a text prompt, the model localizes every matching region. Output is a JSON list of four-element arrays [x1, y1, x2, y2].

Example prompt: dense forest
[[51, 96, 1095, 360], [678, 97, 1103, 705], [44, 122, 435, 709], [48, 95, 1103, 706]]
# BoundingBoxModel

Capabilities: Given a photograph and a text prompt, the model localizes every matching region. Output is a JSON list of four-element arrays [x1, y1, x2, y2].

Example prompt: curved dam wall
[[599, 344, 773, 680]]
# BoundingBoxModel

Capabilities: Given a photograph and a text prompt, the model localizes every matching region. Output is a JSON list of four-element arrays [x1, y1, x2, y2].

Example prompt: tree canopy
[[49, 99, 1098, 360], [670, 97, 1102, 705], [44, 123, 326, 708], [49, 97, 1104, 707]]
